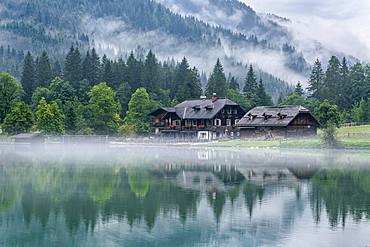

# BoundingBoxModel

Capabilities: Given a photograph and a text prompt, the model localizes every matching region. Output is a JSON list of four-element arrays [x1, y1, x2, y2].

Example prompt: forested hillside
[[0, 0, 309, 86]]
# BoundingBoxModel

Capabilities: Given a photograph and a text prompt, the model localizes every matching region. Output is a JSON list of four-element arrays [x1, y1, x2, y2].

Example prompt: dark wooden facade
[[150, 97, 246, 140], [237, 106, 320, 139]]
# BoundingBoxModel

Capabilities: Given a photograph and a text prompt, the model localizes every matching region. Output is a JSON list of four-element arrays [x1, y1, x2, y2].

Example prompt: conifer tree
[[174, 57, 191, 101], [256, 79, 272, 106], [142, 50, 160, 96], [126, 52, 142, 90], [339, 57, 351, 109], [323, 56, 341, 103], [307, 59, 324, 99], [243, 65, 258, 104], [206, 59, 227, 97], [64, 46, 82, 89], [21, 51, 36, 103], [101, 55, 114, 88], [294, 82, 304, 96], [35, 51, 52, 87], [349, 63, 366, 105]]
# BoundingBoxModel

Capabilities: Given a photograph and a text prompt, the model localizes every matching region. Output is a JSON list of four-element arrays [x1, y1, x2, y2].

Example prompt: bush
[[321, 123, 339, 148]]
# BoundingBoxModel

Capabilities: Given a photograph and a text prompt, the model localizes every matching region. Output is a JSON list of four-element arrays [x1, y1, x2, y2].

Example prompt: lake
[[1, 145, 370, 247]]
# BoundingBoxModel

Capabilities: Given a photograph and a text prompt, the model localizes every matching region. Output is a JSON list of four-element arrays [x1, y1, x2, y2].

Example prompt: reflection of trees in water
[[310, 169, 370, 227]]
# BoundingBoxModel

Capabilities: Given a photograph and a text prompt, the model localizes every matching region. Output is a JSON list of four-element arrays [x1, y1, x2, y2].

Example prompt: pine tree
[[142, 50, 160, 96], [307, 59, 324, 99], [256, 79, 272, 106], [174, 57, 191, 101], [90, 48, 101, 85], [294, 82, 304, 96], [323, 56, 341, 104], [35, 51, 52, 87], [243, 65, 258, 104], [189, 67, 203, 98], [101, 55, 114, 87], [206, 58, 227, 97], [21, 51, 36, 103], [126, 52, 142, 90], [64, 101, 77, 134], [64, 46, 82, 89], [52, 60, 62, 79], [339, 57, 351, 109], [349, 63, 366, 105]]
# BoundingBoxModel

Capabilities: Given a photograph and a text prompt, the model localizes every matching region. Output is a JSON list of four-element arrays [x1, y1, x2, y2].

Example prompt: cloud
[[242, 0, 370, 61]]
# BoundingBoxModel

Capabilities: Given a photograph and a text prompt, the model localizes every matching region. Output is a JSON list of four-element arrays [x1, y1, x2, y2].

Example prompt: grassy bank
[[211, 125, 370, 149]]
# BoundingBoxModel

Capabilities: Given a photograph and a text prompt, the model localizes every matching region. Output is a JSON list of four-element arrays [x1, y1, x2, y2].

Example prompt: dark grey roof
[[237, 106, 317, 127], [150, 98, 240, 120], [174, 98, 239, 120]]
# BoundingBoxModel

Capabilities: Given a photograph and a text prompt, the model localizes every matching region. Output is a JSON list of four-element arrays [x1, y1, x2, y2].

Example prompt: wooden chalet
[[150, 95, 246, 140], [236, 106, 320, 139]]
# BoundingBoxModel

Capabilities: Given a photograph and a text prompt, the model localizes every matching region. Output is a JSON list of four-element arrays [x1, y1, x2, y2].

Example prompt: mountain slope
[[0, 0, 302, 100]]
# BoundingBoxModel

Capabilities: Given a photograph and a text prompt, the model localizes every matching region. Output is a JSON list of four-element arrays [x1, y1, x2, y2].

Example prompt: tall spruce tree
[[101, 55, 114, 88], [35, 51, 52, 88], [243, 65, 258, 104], [294, 82, 304, 96], [307, 59, 324, 99], [323, 56, 341, 104], [142, 50, 160, 96], [349, 63, 366, 105], [21, 51, 36, 103], [206, 59, 227, 97], [174, 57, 191, 101], [256, 79, 272, 106], [339, 57, 351, 109], [126, 52, 142, 90], [64, 46, 82, 89]]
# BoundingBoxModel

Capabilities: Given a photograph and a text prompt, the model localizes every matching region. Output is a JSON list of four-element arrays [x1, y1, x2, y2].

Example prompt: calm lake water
[[1, 145, 370, 247]]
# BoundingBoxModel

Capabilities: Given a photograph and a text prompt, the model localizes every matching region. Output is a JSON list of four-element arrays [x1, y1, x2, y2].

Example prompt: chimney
[[211, 93, 218, 103]]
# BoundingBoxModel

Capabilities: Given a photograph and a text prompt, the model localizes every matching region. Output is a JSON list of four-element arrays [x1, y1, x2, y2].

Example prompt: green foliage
[[49, 77, 76, 105], [294, 82, 304, 96], [64, 46, 82, 89], [124, 88, 153, 135], [36, 98, 65, 135], [88, 83, 120, 135], [354, 98, 370, 122], [321, 123, 339, 148], [243, 65, 258, 105], [35, 51, 52, 87], [226, 89, 251, 109], [307, 59, 324, 99], [0, 72, 24, 123], [21, 51, 36, 103], [31, 87, 51, 110], [280, 93, 305, 106], [3, 102, 34, 135], [206, 59, 227, 97], [256, 79, 273, 106], [315, 100, 340, 127]]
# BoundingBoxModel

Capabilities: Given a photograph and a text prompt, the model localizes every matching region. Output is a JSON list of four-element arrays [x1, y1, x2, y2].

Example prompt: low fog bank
[[1, 144, 370, 170]]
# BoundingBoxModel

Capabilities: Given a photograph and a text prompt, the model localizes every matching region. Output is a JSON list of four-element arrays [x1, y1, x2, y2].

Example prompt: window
[[214, 119, 222, 126], [192, 120, 197, 127], [227, 108, 232, 114], [174, 120, 181, 126], [230, 132, 234, 137], [234, 119, 240, 124], [221, 109, 225, 114], [226, 119, 232, 126], [234, 109, 238, 114]]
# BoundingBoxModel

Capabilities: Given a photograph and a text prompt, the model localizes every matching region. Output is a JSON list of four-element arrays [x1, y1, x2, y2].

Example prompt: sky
[[243, 0, 370, 61]]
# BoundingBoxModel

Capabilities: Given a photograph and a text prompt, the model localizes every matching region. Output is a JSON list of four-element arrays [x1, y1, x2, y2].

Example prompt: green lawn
[[211, 125, 370, 149]]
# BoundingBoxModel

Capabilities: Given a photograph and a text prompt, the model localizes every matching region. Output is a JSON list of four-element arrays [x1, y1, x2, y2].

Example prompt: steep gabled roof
[[150, 98, 242, 120], [174, 98, 239, 120], [237, 106, 319, 127]]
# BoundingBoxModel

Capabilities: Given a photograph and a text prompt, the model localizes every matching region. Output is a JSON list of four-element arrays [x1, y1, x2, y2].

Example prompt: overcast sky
[[242, 0, 370, 61]]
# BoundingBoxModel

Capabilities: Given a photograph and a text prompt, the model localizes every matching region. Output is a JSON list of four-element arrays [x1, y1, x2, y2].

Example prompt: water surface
[[1, 146, 370, 247]]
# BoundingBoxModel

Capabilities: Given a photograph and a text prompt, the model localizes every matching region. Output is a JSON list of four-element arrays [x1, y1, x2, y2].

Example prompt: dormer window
[[193, 105, 201, 110], [263, 113, 272, 120], [277, 112, 287, 120]]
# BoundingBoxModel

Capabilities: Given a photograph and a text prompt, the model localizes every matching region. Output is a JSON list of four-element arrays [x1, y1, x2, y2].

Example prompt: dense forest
[[0, 47, 275, 136], [0, 43, 370, 136]]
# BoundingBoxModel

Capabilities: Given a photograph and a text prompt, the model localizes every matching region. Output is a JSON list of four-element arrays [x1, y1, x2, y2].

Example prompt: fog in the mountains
[[82, 16, 306, 84]]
